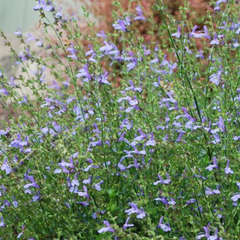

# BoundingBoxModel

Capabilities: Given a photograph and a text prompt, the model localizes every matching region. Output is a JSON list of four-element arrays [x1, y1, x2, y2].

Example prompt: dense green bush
[[1, 0, 240, 239]]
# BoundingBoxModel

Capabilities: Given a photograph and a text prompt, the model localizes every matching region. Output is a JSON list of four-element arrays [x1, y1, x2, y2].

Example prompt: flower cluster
[[0, 0, 239, 239]]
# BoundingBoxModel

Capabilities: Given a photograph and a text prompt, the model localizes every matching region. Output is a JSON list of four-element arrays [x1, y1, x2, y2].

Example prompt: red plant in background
[[56, 0, 213, 46], [32, 0, 216, 90]]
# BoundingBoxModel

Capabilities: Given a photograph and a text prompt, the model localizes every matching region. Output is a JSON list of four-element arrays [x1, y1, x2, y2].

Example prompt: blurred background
[[0, 0, 39, 34], [0, 0, 213, 77], [0, 0, 58, 77], [0, 0, 213, 120]]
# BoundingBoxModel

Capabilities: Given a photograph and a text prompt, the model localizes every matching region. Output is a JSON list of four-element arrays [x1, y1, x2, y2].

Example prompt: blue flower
[[205, 186, 220, 195], [197, 224, 219, 240], [209, 70, 221, 85], [98, 220, 115, 233], [206, 157, 218, 171], [0, 88, 9, 96], [78, 186, 89, 199], [76, 64, 92, 82], [214, 0, 227, 11], [113, 16, 131, 32], [0, 216, 5, 227], [158, 216, 171, 232], [97, 71, 110, 85], [96, 30, 107, 39], [125, 202, 146, 219], [127, 59, 137, 71], [33, 0, 54, 12], [189, 25, 210, 39], [24, 176, 40, 190], [55, 7, 62, 19], [146, 133, 156, 146], [123, 217, 134, 230], [225, 160, 233, 175], [67, 44, 78, 60], [171, 26, 181, 38], [1, 159, 12, 175], [134, 6, 145, 21], [94, 180, 104, 191], [14, 28, 22, 37], [153, 173, 171, 185]]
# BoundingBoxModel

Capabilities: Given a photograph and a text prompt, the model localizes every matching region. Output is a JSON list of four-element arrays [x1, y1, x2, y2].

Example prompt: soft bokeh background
[[0, 0, 213, 120]]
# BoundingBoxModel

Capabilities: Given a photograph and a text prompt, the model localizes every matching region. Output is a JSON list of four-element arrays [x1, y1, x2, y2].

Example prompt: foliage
[[0, 0, 240, 239]]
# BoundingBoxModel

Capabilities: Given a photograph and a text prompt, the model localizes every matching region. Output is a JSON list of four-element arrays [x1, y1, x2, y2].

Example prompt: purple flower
[[123, 217, 134, 230], [0, 216, 5, 227], [97, 71, 110, 85], [95, 180, 104, 191], [96, 30, 107, 39], [98, 220, 115, 233], [233, 135, 240, 141], [196, 50, 204, 59], [214, 0, 227, 11], [24, 176, 40, 189], [17, 225, 26, 238], [14, 28, 22, 37], [217, 116, 225, 132], [209, 71, 221, 85], [134, 6, 145, 21], [127, 59, 137, 71], [55, 7, 62, 19], [155, 197, 176, 206], [99, 41, 114, 53], [142, 45, 151, 55], [76, 64, 92, 82], [78, 186, 89, 199], [0, 128, 9, 136], [186, 198, 196, 205], [120, 118, 133, 130], [33, 0, 54, 12], [210, 34, 220, 45], [159, 91, 178, 110], [206, 157, 218, 171], [146, 133, 156, 146], [83, 176, 92, 185], [210, 133, 221, 144], [197, 224, 219, 240], [12, 196, 18, 207], [113, 16, 131, 32], [125, 202, 146, 219], [25, 33, 35, 42], [67, 44, 78, 60], [125, 80, 142, 93], [86, 44, 95, 56], [36, 40, 43, 47], [231, 194, 240, 202], [171, 26, 181, 38], [155, 197, 168, 205], [69, 175, 80, 193], [1, 159, 12, 175], [122, 145, 146, 158], [176, 130, 185, 142], [158, 216, 171, 232], [153, 173, 171, 185], [225, 160, 233, 175], [32, 191, 41, 202], [205, 186, 220, 195], [58, 158, 75, 173], [0, 88, 9, 95], [189, 25, 210, 39]]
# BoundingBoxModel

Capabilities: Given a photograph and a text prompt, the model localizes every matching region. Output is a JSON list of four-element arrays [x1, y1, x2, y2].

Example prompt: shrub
[[0, 0, 240, 239]]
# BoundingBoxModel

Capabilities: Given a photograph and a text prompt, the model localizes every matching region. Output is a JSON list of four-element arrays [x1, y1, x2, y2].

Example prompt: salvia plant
[[0, 0, 240, 239]]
